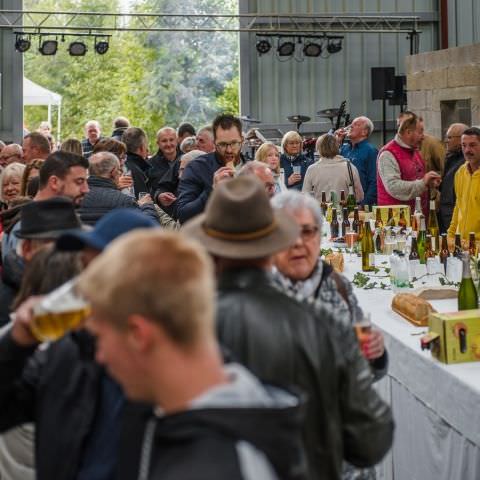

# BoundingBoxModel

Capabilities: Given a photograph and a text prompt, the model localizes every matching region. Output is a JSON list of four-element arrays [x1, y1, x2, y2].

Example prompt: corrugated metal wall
[[448, 0, 480, 47], [239, 0, 440, 144]]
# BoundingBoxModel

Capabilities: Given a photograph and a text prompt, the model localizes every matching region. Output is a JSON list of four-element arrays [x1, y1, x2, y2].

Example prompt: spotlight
[[94, 38, 109, 55], [277, 40, 295, 57], [256, 39, 271, 55], [39, 39, 58, 56], [15, 34, 31, 53], [303, 42, 322, 57], [68, 41, 87, 56], [326, 39, 343, 54]]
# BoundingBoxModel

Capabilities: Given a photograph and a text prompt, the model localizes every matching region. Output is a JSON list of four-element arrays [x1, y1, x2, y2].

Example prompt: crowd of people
[[0, 109, 478, 480]]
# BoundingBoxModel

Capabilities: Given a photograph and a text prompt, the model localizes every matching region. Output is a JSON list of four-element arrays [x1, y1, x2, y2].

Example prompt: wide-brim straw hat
[[183, 176, 299, 259]]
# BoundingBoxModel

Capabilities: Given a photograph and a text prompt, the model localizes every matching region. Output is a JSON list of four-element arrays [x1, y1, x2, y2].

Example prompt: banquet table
[[340, 255, 480, 480]]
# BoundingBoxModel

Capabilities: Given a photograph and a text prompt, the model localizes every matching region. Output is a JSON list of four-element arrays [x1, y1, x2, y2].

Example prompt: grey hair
[[180, 136, 197, 153], [357, 116, 374, 136], [271, 190, 323, 227], [238, 160, 270, 176], [89, 152, 119, 177]]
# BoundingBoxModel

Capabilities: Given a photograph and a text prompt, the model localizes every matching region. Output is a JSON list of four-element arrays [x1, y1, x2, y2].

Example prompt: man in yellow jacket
[[448, 127, 480, 242]]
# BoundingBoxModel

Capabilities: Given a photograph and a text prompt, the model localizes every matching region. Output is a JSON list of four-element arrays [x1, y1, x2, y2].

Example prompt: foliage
[[22, 0, 239, 146]]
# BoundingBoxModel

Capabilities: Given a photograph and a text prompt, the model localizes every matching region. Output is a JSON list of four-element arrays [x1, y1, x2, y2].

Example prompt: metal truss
[[0, 10, 421, 35]]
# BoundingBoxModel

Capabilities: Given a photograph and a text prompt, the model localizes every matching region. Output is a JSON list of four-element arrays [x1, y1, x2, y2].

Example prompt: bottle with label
[[425, 235, 436, 259], [468, 232, 477, 257], [440, 233, 450, 273], [409, 234, 420, 279], [454, 233, 463, 258], [427, 200, 439, 253], [458, 252, 478, 311], [320, 191, 327, 216], [375, 208, 384, 229], [417, 215, 427, 264], [386, 208, 396, 227], [341, 208, 350, 238], [330, 208, 339, 239], [346, 185, 356, 213], [340, 190, 346, 209], [352, 207, 360, 234], [361, 221, 375, 272], [330, 190, 337, 209], [413, 196, 423, 232], [398, 208, 408, 232]]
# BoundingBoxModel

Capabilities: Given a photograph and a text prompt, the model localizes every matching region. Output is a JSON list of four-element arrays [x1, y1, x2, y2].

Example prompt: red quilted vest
[[377, 139, 427, 214]]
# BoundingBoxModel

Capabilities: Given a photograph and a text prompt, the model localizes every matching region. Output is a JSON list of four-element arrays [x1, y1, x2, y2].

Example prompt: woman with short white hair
[[0, 162, 26, 210], [280, 131, 314, 191]]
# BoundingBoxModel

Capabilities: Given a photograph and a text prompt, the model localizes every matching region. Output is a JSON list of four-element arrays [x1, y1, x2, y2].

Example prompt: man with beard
[[176, 114, 243, 223], [1, 151, 89, 260]]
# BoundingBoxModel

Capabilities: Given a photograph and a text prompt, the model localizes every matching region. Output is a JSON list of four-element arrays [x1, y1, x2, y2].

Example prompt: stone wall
[[406, 43, 480, 139]]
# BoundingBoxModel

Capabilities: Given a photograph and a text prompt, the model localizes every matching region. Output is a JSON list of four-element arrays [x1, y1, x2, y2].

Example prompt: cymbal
[[316, 108, 341, 118], [240, 115, 261, 123], [287, 115, 311, 123]]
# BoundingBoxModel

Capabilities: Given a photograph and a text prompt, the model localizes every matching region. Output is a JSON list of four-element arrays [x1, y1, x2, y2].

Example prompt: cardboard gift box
[[372, 205, 411, 227], [425, 310, 480, 364]]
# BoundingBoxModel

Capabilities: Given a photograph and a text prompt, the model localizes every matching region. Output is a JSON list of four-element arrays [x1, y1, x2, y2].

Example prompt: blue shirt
[[340, 139, 378, 206], [280, 153, 314, 191]]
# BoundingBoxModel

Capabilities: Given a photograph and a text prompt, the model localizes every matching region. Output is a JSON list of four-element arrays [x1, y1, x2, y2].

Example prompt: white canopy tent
[[23, 78, 62, 139]]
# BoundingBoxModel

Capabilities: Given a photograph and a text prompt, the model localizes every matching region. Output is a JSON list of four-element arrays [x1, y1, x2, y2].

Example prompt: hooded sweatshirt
[[137, 363, 307, 480]]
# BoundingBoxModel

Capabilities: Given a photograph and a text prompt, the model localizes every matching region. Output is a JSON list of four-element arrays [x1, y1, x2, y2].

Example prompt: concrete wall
[[406, 43, 480, 138]]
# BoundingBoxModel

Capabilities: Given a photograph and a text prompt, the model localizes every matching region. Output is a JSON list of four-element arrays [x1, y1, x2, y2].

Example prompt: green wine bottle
[[417, 215, 427, 264], [458, 252, 478, 311], [346, 185, 356, 213], [427, 200, 439, 253], [361, 221, 375, 272]]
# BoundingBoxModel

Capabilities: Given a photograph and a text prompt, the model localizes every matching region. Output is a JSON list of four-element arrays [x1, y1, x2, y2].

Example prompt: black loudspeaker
[[371, 67, 395, 100], [388, 75, 407, 106]]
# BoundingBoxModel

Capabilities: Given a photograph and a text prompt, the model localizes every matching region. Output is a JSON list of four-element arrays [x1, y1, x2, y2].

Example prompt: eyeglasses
[[215, 141, 243, 151], [300, 224, 319, 240]]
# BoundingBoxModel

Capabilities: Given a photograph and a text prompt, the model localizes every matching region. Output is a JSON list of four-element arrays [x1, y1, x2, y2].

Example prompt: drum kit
[[239, 104, 351, 158]]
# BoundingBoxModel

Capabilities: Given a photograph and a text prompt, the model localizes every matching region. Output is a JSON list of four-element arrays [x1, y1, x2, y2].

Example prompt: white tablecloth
[[341, 256, 480, 479]]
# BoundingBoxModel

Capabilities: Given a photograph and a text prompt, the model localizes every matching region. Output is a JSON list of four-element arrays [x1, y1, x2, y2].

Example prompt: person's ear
[[126, 314, 163, 353], [48, 175, 61, 193]]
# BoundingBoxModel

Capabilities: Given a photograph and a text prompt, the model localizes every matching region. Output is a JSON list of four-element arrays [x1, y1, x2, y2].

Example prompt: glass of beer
[[31, 279, 90, 342], [354, 313, 372, 354], [345, 229, 358, 262]]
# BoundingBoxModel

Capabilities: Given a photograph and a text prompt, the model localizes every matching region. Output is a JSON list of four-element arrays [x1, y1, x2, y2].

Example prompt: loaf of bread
[[325, 252, 344, 273], [391, 293, 436, 327]]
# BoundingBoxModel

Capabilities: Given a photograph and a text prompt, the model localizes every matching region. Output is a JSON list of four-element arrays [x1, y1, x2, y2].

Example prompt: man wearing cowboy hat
[[184, 176, 394, 480]]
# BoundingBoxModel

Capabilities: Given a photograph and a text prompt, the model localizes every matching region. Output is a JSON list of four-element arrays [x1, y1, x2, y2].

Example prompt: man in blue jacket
[[337, 116, 378, 207], [176, 113, 243, 224]]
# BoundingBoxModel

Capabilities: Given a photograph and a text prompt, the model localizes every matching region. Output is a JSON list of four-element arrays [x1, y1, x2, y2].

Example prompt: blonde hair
[[315, 134, 339, 159], [255, 142, 280, 174], [78, 230, 216, 347], [281, 131, 302, 152], [0, 162, 26, 202]]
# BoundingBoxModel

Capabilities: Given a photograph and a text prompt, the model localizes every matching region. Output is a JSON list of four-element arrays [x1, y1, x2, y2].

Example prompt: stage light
[[68, 41, 87, 56], [94, 38, 109, 55], [277, 40, 295, 56], [303, 41, 322, 57], [39, 39, 58, 56], [256, 39, 271, 55], [326, 39, 343, 54], [15, 35, 31, 53]]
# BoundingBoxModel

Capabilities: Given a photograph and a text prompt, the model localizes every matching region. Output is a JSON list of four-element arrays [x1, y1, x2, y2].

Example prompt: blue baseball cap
[[56, 208, 158, 252]]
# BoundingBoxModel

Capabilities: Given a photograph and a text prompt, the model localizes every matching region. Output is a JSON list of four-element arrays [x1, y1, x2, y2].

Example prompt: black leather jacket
[[216, 268, 394, 480]]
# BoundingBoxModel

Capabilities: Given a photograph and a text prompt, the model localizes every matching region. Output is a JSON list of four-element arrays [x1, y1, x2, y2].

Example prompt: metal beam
[[0, 10, 421, 34]]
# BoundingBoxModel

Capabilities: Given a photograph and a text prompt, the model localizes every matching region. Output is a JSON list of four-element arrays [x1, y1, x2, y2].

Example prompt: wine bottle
[[454, 233, 463, 258], [352, 207, 360, 234], [361, 221, 375, 272], [330, 190, 337, 209], [340, 190, 346, 209], [409, 235, 420, 261], [375, 208, 384, 229], [440, 233, 450, 273], [386, 208, 396, 227], [458, 252, 478, 311], [427, 200, 439, 253], [398, 208, 407, 232], [341, 208, 350, 238], [346, 185, 356, 213], [320, 191, 327, 216], [417, 215, 427, 264], [425, 235, 436, 259], [330, 208, 339, 239], [468, 232, 477, 257], [413, 196, 423, 232]]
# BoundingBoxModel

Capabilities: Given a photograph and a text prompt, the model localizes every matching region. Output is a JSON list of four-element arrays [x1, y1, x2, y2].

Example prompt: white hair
[[271, 190, 323, 227]]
